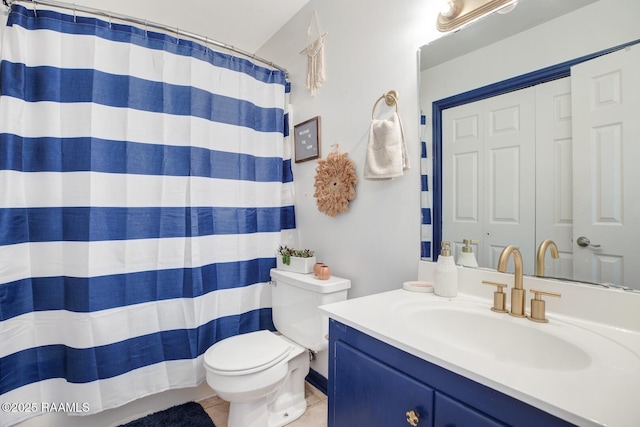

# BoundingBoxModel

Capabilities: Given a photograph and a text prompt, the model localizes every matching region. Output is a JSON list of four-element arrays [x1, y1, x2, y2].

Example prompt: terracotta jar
[[313, 262, 325, 277], [316, 264, 331, 280]]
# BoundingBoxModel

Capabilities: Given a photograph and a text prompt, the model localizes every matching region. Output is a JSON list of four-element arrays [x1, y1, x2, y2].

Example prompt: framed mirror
[[419, 0, 640, 289]]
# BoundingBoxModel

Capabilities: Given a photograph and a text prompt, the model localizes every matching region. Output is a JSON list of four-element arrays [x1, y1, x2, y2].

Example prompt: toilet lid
[[204, 330, 292, 375]]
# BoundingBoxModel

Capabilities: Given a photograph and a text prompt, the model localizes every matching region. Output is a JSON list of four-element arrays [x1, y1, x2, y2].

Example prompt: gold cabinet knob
[[405, 410, 420, 426], [528, 289, 561, 323]]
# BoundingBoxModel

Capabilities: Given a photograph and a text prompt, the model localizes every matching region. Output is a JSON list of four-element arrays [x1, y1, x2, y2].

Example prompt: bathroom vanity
[[328, 319, 570, 427], [320, 262, 640, 427]]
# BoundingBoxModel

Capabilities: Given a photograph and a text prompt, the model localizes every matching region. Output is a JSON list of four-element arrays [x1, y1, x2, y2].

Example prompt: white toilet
[[203, 268, 350, 427]]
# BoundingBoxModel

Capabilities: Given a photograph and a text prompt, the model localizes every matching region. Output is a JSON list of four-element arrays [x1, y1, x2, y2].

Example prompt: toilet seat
[[204, 330, 292, 376]]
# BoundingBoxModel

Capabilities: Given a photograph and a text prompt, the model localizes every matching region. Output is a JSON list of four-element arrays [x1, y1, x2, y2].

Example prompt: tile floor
[[199, 382, 328, 427]]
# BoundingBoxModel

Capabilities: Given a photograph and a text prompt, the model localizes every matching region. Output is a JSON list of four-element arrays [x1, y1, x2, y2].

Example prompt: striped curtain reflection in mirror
[[0, 4, 295, 426]]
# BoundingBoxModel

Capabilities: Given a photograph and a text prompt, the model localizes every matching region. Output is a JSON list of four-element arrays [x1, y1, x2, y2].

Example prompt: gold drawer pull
[[406, 410, 420, 426]]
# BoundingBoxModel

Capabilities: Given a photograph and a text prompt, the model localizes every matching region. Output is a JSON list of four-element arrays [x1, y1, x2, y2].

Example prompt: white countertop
[[320, 288, 640, 427]]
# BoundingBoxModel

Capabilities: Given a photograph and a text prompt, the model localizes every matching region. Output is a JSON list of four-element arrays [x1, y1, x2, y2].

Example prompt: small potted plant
[[276, 245, 316, 274]]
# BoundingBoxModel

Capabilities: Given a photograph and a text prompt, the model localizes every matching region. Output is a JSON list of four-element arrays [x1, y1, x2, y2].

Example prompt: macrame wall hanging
[[314, 145, 358, 217], [300, 11, 327, 96]]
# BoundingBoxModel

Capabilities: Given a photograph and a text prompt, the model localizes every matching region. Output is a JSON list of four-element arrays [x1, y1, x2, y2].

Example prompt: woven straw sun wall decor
[[313, 146, 358, 217]]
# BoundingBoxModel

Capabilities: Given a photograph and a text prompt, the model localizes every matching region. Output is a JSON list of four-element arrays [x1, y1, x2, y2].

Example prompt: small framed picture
[[294, 116, 321, 163]]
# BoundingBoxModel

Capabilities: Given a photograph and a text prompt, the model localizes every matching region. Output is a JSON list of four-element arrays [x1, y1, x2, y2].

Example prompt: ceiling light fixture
[[437, 0, 520, 32]]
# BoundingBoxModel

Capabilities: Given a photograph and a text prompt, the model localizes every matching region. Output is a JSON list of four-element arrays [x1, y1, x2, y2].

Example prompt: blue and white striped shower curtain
[[0, 4, 295, 425]]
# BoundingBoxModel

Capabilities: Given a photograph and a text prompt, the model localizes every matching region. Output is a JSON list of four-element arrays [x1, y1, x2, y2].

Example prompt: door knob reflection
[[576, 236, 601, 248]]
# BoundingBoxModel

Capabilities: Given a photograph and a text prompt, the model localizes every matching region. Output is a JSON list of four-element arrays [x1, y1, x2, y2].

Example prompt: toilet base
[[225, 350, 308, 427], [226, 391, 307, 427], [268, 397, 307, 427], [228, 398, 269, 427], [265, 339, 309, 427], [208, 334, 310, 427]]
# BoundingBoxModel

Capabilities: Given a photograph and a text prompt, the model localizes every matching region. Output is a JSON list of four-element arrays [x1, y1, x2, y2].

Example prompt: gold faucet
[[496, 245, 526, 317], [536, 239, 559, 277]]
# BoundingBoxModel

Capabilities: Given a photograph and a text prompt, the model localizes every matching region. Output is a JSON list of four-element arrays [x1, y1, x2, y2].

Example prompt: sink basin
[[406, 306, 589, 370], [397, 298, 639, 372]]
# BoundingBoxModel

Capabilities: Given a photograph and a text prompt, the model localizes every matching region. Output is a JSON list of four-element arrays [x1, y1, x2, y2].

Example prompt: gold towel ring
[[372, 90, 399, 119]]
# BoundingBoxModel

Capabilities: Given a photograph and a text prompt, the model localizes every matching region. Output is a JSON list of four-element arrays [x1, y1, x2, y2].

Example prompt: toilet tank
[[270, 268, 350, 352]]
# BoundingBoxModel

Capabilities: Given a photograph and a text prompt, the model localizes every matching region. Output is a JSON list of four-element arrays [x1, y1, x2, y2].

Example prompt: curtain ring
[[31, 0, 37, 17], [73, 4, 76, 22]]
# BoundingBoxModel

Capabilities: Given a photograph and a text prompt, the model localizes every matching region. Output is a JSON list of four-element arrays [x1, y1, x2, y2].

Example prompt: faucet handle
[[528, 289, 561, 323], [482, 281, 508, 313]]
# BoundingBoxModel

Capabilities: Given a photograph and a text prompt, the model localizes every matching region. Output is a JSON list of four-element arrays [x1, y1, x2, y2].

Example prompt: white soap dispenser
[[457, 239, 479, 268], [434, 241, 458, 297]]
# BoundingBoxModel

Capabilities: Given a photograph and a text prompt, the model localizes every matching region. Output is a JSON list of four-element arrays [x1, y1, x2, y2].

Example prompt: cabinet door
[[332, 341, 434, 427], [435, 392, 506, 427]]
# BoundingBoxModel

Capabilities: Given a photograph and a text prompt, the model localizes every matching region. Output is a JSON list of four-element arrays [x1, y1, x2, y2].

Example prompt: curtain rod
[[3, 0, 289, 77]]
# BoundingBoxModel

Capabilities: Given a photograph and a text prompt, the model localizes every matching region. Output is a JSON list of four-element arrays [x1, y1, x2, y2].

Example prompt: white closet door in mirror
[[535, 77, 574, 279], [571, 45, 640, 288], [442, 100, 484, 264], [442, 88, 536, 273]]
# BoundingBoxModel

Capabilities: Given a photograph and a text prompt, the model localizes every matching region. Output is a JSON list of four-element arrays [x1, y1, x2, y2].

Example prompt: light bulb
[[497, 1, 518, 15], [440, 0, 460, 18]]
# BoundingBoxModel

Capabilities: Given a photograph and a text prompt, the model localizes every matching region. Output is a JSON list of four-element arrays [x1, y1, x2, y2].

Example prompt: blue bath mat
[[119, 402, 215, 427]]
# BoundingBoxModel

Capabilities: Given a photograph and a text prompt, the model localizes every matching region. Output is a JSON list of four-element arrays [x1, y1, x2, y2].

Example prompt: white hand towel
[[364, 112, 410, 180]]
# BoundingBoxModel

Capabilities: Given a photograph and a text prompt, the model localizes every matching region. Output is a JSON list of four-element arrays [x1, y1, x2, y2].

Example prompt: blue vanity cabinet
[[328, 319, 576, 427], [435, 392, 505, 427], [333, 339, 434, 426]]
